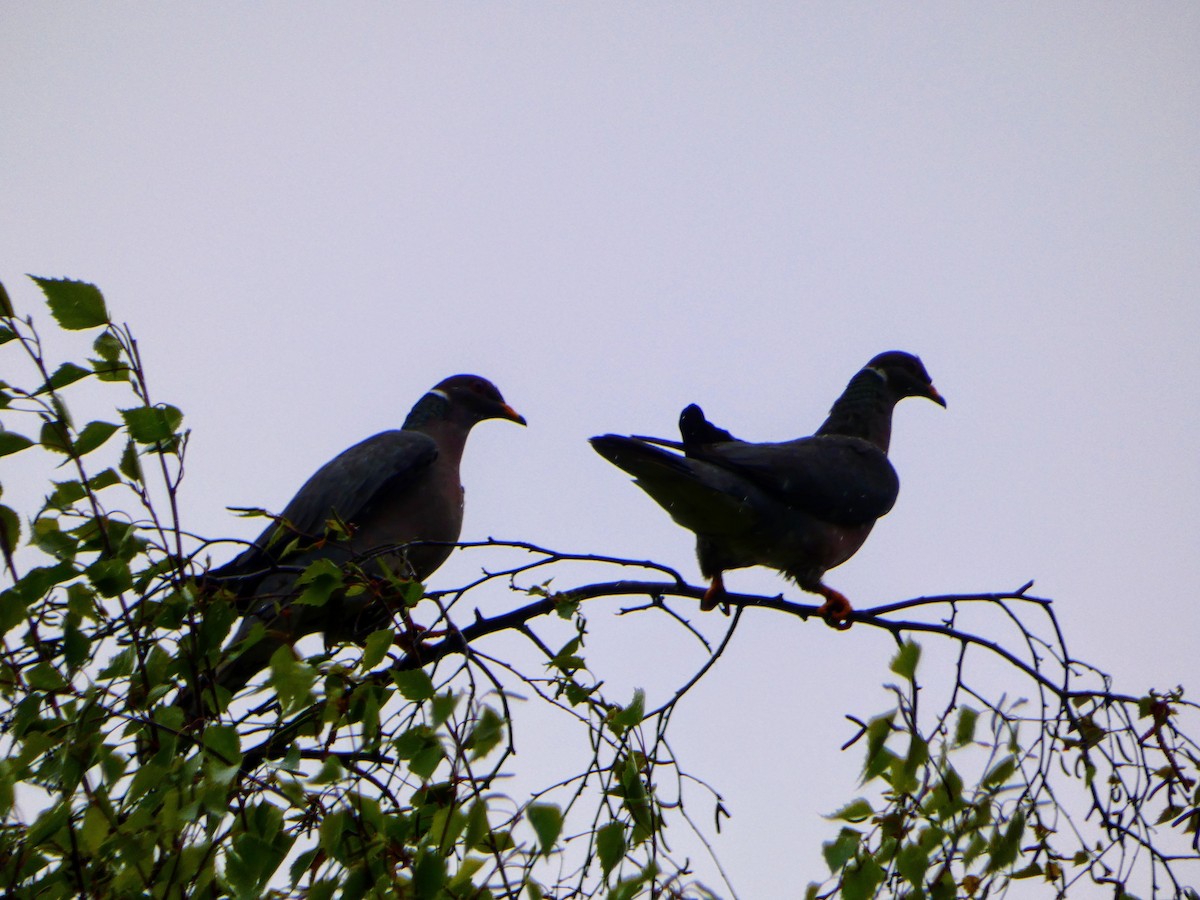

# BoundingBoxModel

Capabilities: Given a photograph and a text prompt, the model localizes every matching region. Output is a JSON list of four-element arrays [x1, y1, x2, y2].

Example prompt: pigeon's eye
[[465, 377, 499, 401]]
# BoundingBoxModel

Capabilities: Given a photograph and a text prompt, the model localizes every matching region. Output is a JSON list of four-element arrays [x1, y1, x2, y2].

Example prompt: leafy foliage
[[1, 277, 1197, 898], [0, 278, 708, 897]]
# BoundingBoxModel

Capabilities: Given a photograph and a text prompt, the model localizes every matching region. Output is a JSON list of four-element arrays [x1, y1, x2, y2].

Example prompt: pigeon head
[[817, 351, 944, 450], [407, 375, 527, 430], [864, 351, 946, 408]]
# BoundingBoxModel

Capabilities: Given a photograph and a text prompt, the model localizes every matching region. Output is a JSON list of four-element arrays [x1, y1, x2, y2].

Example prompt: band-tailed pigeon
[[186, 374, 524, 713], [590, 351, 945, 622]]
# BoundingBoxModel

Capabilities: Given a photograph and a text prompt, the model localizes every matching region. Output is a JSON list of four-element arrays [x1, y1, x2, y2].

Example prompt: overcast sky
[[3, 5, 1198, 894]]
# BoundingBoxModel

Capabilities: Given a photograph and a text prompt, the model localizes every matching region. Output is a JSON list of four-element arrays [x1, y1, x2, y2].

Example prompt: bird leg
[[814, 584, 854, 629], [700, 572, 727, 612]]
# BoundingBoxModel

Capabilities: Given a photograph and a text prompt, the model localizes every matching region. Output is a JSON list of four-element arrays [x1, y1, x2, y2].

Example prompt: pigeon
[[590, 351, 945, 622], [185, 374, 524, 713]]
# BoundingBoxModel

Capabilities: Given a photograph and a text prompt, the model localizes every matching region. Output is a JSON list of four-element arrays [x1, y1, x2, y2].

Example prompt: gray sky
[[3, 5, 1198, 894]]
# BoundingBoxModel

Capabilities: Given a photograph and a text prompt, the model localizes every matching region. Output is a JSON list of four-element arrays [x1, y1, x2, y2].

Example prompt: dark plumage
[[185, 374, 524, 714], [590, 351, 945, 621]]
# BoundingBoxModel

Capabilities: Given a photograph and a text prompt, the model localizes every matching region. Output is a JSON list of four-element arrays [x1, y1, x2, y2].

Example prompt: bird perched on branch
[[184, 374, 525, 715], [590, 351, 945, 623]]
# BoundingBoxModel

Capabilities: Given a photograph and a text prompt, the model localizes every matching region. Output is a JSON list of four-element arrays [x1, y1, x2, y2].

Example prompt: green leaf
[[120, 404, 183, 444], [842, 855, 885, 900], [929, 869, 957, 900], [32, 276, 110, 330], [0, 431, 34, 457], [447, 855, 484, 889], [49, 479, 86, 508], [954, 706, 979, 747], [392, 668, 435, 702], [118, 439, 142, 481], [863, 711, 898, 781], [98, 646, 134, 679], [92, 330, 122, 362], [527, 803, 562, 857], [608, 866, 660, 900], [39, 419, 72, 454], [288, 848, 322, 889], [553, 591, 580, 619], [596, 821, 627, 878], [360, 628, 393, 670], [0, 585, 26, 639], [413, 849, 447, 900], [353, 686, 381, 750], [73, 420, 119, 456], [465, 705, 505, 760], [822, 826, 860, 872], [90, 332, 128, 381], [15, 561, 78, 603], [982, 755, 1017, 790], [203, 724, 243, 786], [409, 745, 444, 781], [26, 800, 70, 847], [42, 362, 91, 393], [615, 755, 654, 842], [897, 842, 929, 887], [293, 557, 343, 607], [0, 763, 17, 820], [306, 880, 339, 900], [62, 619, 90, 671], [26, 661, 67, 690], [893, 734, 929, 794], [226, 804, 292, 896], [317, 808, 348, 857], [826, 798, 874, 823], [269, 645, 317, 713], [929, 765, 964, 818], [563, 678, 595, 707], [606, 688, 646, 737], [394, 726, 444, 780], [88, 467, 121, 492], [0, 280, 13, 317], [430, 690, 458, 726], [889, 640, 921, 682], [86, 558, 133, 597], [310, 756, 347, 785], [92, 359, 129, 383], [986, 808, 1026, 872], [1072, 715, 1106, 749], [196, 596, 236, 656], [1155, 804, 1184, 825], [548, 636, 584, 673], [0, 504, 21, 558], [463, 800, 490, 851]]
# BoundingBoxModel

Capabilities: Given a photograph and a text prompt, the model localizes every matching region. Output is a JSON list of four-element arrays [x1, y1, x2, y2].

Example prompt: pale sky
[[2, 6, 1198, 894]]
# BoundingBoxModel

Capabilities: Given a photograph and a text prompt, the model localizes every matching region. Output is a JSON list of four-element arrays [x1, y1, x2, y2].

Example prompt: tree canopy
[[0, 277, 1197, 898]]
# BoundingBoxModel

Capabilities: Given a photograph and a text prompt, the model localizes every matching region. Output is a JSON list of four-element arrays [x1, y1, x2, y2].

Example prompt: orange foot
[[700, 572, 727, 612], [814, 585, 854, 630]]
